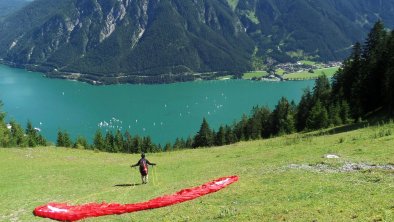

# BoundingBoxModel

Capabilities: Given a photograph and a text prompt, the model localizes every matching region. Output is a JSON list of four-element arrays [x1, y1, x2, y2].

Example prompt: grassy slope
[[299, 60, 317, 66], [242, 71, 268, 79], [0, 123, 393, 221], [284, 67, 339, 80]]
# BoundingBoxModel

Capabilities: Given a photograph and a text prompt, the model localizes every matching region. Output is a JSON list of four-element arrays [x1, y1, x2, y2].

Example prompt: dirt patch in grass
[[286, 162, 394, 173]]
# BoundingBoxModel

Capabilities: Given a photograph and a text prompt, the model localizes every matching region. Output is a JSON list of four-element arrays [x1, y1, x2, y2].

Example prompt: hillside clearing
[[0, 122, 393, 221]]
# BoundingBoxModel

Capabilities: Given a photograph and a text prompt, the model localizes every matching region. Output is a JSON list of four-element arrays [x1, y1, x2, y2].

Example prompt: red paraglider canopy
[[34, 175, 238, 221]]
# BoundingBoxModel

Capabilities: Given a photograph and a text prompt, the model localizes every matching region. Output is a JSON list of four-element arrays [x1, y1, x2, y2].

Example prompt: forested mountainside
[[236, 0, 394, 62], [0, 0, 30, 19], [0, 0, 393, 84]]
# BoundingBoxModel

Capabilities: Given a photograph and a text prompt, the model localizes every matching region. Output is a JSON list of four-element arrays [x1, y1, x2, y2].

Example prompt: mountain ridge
[[0, 0, 393, 84], [0, 0, 254, 84]]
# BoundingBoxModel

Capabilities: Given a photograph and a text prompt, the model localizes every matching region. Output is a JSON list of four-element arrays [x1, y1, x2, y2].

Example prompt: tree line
[[332, 21, 394, 118], [56, 129, 162, 153], [0, 101, 46, 147], [189, 75, 351, 148]]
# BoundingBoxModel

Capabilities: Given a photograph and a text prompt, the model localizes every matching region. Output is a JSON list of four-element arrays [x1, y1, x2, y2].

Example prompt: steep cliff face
[[0, 0, 253, 81]]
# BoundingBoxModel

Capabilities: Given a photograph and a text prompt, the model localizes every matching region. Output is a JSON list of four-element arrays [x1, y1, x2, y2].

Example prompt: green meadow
[[299, 60, 316, 65], [275, 68, 286, 75], [242, 71, 268, 79], [284, 67, 339, 80], [1, 122, 393, 221]]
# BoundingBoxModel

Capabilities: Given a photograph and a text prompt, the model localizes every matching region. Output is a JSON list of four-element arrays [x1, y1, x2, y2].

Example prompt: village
[[257, 61, 342, 81]]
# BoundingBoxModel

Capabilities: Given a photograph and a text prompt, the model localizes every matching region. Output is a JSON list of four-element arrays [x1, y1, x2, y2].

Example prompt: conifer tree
[[270, 97, 295, 135], [257, 107, 272, 138], [339, 42, 362, 104], [360, 21, 388, 113], [193, 118, 214, 147], [0, 101, 11, 147], [173, 137, 186, 149], [185, 136, 193, 148], [306, 100, 329, 130], [385, 31, 394, 114], [37, 134, 47, 146], [26, 120, 37, 147], [179, 138, 186, 148], [63, 131, 72, 148], [74, 136, 88, 149], [313, 75, 331, 107], [362, 21, 385, 60], [296, 88, 313, 131], [123, 131, 133, 153], [0, 101, 5, 122], [164, 143, 172, 152], [114, 130, 123, 153], [328, 102, 342, 126], [234, 115, 248, 141], [332, 43, 363, 119], [340, 100, 351, 124], [215, 126, 226, 146], [93, 130, 105, 150], [105, 131, 115, 152], [155, 144, 162, 152], [225, 125, 237, 144], [0, 124, 10, 147], [10, 120, 25, 146], [142, 136, 153, 153], [246, 107, 263, 140], [132, 135, 142, 153], [56, 130, 64, 147]]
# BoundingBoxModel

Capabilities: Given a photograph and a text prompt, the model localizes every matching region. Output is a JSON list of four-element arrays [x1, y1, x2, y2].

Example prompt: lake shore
[[0, 60, 239, 85]]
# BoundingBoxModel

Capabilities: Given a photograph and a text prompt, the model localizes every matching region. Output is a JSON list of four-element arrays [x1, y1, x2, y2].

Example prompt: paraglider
[[34, 176, 238, 221]]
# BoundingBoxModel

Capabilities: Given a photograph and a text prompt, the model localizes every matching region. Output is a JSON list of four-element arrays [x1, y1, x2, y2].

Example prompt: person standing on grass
[[131, 153, 156, 184]]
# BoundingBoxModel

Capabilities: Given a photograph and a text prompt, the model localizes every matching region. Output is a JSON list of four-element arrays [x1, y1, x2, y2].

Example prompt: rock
[[324, 154, 340, 159]]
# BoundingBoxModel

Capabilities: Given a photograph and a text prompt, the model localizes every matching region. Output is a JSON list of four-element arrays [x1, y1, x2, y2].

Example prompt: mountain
[[235, 0, 394, 62], [0, 0, 31, 19], [0, 0, 393, 84], [0, 0, 254, 84]]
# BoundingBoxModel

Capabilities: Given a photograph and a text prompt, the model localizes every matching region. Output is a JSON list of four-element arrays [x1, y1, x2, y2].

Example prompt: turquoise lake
[[0, 65, 314, 144]]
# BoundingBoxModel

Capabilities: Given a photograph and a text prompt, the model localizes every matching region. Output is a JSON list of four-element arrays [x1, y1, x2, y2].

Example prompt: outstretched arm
[[146, 159, 156, 166], [130, 160, 140, 167]]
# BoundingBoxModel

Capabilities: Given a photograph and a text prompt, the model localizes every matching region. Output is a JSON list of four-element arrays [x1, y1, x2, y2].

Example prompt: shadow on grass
[[302, 122, 370, 139], [308, 119, 393, 138], [114, 183, 142, 187], [324, 122, 369, 135]]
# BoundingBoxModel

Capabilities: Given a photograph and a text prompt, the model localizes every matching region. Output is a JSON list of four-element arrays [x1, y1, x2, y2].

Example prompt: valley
[[0, 0, 393, 84]]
